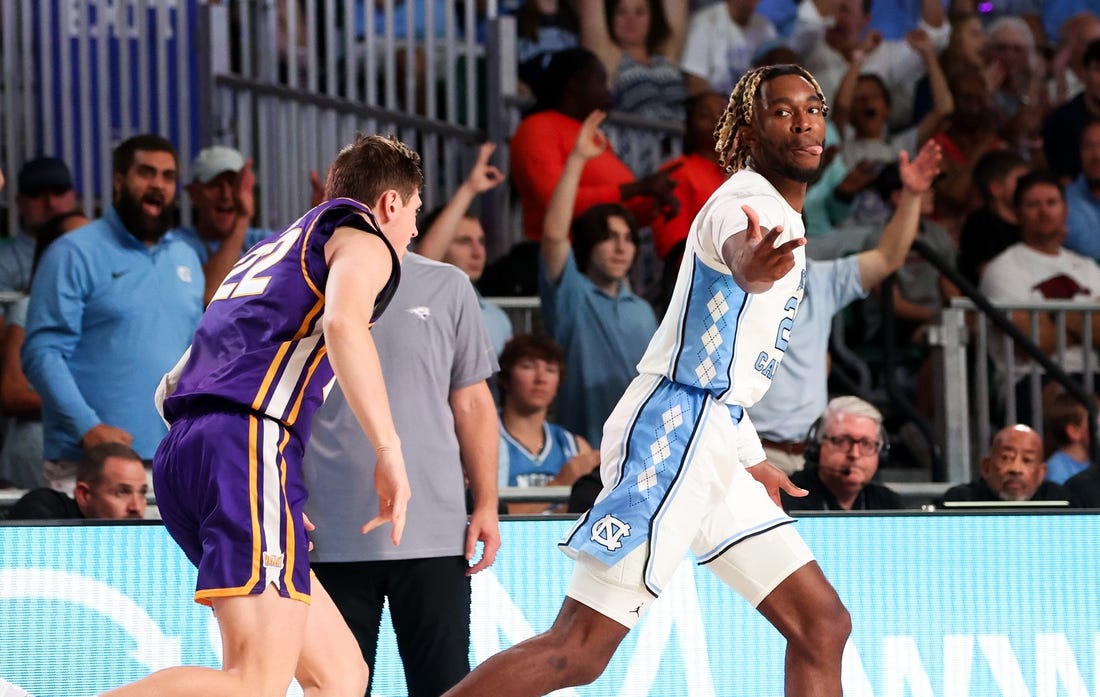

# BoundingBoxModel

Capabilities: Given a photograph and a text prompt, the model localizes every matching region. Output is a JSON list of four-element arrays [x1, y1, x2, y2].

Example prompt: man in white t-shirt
[[980, 170, 1100, 424]]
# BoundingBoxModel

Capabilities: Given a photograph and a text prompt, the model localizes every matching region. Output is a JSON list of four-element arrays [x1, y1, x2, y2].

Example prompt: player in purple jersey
[[103, 135, 423, 697]]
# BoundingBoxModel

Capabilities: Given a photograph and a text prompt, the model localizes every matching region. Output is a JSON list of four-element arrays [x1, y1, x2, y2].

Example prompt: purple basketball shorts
[[153, 410, 312, 606]]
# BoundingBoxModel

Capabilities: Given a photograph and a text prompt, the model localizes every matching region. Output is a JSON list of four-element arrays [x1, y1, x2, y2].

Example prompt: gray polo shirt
[[304, 253, 497, 561]]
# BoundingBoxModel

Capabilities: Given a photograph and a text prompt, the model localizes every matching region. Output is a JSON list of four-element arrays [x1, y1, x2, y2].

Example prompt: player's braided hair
[[714, 64, 828, 173]]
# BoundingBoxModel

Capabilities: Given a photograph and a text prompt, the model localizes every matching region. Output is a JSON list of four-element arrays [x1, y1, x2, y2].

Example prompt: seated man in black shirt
[[781, 396, 904, 512], [1066, 466, 1100, 507], [936, 424, 1070, 506], [5, 442, 148, 520]]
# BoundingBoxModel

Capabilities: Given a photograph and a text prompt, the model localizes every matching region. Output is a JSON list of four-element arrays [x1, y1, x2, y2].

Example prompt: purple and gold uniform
[[153, 198, 399, 606]]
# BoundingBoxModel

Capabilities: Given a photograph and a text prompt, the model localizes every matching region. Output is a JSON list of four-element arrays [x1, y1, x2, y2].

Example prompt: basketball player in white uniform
[[444, 64, 850, 697]]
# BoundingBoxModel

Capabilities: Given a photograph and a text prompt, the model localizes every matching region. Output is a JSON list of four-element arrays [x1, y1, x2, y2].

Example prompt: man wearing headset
[[780, 396, 905, 511]]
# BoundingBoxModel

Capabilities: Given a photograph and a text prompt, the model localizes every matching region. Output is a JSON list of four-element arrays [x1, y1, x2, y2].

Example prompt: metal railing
[[486, 295, 540, 335], [212, 73, 488, 230], [934, 297, 1100, 481], [1, 0, 204, 233], [2, 6, 687, 261]]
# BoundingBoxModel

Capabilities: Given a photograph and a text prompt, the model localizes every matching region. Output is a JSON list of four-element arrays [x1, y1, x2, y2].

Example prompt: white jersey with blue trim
[[636, 168, 806, 407]]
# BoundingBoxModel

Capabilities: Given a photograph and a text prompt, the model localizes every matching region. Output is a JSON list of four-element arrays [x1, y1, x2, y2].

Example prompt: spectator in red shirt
[[510, 47, 680, 240]]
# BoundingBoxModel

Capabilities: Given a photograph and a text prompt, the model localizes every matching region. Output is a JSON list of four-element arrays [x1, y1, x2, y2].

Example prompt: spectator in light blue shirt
[[750, 140, 944, 474], [22, 134, 204, 493], [1064, 121, 1100, 263], [539, 112, 658, 448], [1043, 392, 1093, 484], [174, 145, 273, 305]]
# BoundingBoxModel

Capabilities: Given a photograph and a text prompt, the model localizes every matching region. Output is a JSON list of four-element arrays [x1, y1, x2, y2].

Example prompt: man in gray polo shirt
[[304, 252, 501, 697]]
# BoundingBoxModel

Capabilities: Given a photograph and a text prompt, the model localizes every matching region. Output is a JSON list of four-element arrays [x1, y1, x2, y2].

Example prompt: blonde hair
[[714, 64, 828, 173]]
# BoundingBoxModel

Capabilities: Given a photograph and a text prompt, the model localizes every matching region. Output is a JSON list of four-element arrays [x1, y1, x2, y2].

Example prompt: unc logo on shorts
[[590, 515, 631, 551]]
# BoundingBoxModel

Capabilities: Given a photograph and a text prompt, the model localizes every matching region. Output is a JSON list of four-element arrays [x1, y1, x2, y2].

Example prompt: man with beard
[[443, 63, 850, 697], [22, 134, 203, 494], [935, 424, 1069, 506], [2, 157, 78, 298]]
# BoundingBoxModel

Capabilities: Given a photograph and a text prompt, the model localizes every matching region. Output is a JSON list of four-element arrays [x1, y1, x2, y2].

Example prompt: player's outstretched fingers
[[360, 515, 387, 536], [760, 225, 786, 248], [741, 205, 761, 242], [390, 502, 407, 546], [774, 236, 807, 256]]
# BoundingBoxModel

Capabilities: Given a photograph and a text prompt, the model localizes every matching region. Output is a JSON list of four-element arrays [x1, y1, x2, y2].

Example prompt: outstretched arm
[[856, 140, 943, 289], [543, 110, 610, 282], [720, 205, 806, 294], [417, 143, 503, 262], [324, 228, 410, 545]]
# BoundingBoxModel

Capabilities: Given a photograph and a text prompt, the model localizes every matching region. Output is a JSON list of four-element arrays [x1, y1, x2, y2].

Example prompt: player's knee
[[299, 657, 369, 697], [543, 626, 617, 688], [569, 653, 615, 687], [790, 596, 851, 659]]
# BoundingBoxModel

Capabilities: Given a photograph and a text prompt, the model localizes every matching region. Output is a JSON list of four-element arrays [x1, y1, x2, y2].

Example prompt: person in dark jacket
[[937, 424, 1070, 506], [6, 442, 147, 520], [1066, 465, 1100, 507], [781, 396, 904, 512]]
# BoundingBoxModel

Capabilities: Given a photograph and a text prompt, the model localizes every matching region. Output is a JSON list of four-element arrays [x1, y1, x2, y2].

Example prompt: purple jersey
[[161, 198, 399, 439]]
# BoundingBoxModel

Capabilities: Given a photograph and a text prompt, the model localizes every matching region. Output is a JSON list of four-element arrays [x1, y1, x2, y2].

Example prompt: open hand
[[739, 204, 805, 287], [898, 140, 942, 194]]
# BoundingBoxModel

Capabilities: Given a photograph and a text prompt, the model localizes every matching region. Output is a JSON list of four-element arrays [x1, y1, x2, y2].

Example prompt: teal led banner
[[1, 514, 1098, 696]]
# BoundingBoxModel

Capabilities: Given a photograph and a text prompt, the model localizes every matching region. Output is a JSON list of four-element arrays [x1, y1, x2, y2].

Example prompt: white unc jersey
[[636, 168, 806, 408]]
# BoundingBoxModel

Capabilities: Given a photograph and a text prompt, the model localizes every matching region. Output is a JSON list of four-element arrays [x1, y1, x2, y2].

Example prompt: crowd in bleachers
[[6, 0, 1100, 518]]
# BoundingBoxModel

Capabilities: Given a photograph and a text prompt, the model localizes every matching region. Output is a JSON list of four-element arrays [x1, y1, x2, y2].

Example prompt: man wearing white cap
[[175, 145, 272, 305]]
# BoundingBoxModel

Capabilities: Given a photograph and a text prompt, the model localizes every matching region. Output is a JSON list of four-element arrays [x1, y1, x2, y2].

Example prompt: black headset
[[803, 415, 890, 465]]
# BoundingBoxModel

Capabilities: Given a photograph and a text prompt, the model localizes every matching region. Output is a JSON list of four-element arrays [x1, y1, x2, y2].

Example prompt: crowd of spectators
[[6, 0, 1100, 519]]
